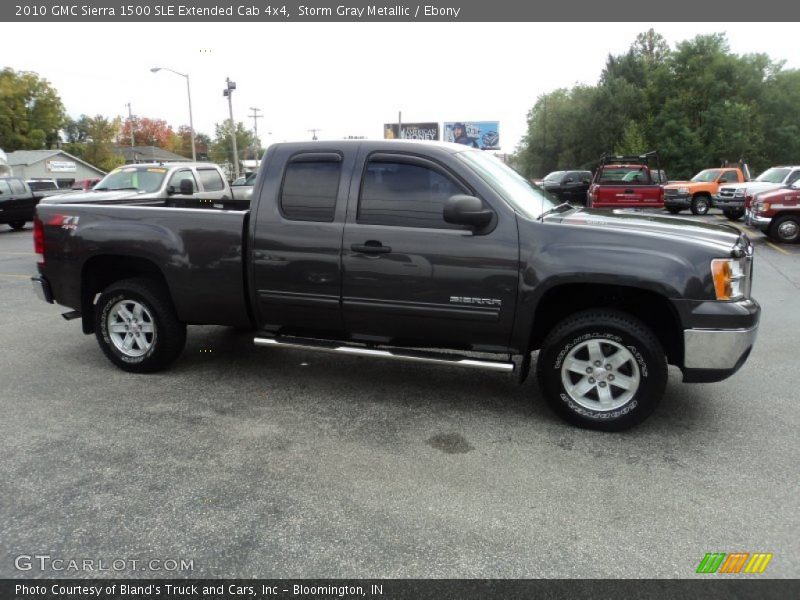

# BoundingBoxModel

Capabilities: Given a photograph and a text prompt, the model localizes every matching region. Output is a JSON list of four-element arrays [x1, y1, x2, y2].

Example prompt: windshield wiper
[[539, 202, 576, 220]]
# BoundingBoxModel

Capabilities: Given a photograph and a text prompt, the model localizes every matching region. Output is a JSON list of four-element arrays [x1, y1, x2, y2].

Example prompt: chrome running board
[[254, 336, 514, 372]]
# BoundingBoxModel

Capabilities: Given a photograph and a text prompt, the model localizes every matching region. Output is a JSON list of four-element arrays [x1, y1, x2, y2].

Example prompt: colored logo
[[696, 552, 773, 574]]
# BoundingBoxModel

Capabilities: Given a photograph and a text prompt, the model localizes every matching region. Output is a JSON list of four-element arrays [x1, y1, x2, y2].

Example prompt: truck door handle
[[351, 241, 392, 254]]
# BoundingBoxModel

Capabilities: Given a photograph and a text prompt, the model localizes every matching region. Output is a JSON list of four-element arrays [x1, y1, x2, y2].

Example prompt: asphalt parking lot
[[1, 209, 798, 579]]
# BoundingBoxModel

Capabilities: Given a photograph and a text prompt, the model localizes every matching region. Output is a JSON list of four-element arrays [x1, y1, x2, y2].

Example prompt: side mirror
[[719, 178, 728, 183], [443, 195, 493, 230], [179, 179, 194, 195], [563, 177, 574, 184]]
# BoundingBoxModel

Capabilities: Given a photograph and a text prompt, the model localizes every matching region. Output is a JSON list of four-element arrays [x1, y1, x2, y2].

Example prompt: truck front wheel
[[690, 195, 710, 215], [768, 215, 800, 243], [723, 208, 744, 221], [94, 278, 186, 373], [536, 310, 667, 431]]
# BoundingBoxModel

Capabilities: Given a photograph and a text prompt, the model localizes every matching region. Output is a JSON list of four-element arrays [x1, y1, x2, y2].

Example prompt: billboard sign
[[384, 122, 440, 141], [443, 121, 500, 150]]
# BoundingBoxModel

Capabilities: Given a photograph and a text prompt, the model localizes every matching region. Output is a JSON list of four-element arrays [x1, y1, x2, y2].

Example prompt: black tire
[[536, 310, 667, 431], [768, 215, 800, 244], [723, 208, 744, 221], [8, 221, 26, 230], [666, 207, 681, 215], [690, 195, 710, 215], [94, 278, 186, 373]]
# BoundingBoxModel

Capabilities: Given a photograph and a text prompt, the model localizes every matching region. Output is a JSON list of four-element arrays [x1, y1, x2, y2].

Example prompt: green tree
[[209, 121, 257, 167], [0, 68, 65, 150], [75, 115, 124, 172], [515, 30, 799, 181]]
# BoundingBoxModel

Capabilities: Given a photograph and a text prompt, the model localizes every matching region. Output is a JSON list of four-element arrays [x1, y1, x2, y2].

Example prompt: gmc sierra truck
[[31, 141, 760, 431]]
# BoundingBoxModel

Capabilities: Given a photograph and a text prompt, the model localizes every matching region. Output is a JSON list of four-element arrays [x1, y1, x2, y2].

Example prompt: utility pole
[[125, 102, 135, 154], [223, 78, 239, 179], [308, 128, 320, 141], [398, 111, 402, 139], [248, 107, 263, 160]]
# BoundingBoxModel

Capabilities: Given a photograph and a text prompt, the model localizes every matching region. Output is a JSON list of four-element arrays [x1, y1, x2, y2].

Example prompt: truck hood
[[718, 182, 780, 193], [756, 186, 800, 202], [40, 190, 155, 204], [553, 208, 741, 253], [663, 181, 692, 188]]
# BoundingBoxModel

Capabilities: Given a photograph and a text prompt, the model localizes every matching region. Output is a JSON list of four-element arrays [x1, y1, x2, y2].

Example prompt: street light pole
[[125, 102, 135, 151], [248, 107, 263, 161], [224, 78, 239, 179], [150, 67, 197, 162]]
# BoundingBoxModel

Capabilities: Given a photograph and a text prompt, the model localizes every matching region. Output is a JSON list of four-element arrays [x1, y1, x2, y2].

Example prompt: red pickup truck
[[746, 181, 800, 243], [587, 153, 665, 209]]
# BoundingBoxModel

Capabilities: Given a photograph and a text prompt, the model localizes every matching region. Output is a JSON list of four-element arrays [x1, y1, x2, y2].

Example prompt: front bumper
[[664, 193, 691, 209], [31, 276, 54, 304], [676, 297, 760, 383], [712, 195, 744, 209], [745, 209, 771, 231]]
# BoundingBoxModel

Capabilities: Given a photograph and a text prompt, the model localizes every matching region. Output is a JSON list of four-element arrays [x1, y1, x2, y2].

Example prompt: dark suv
[[0, 177, 37, 230], [541, 170, 592, 205]]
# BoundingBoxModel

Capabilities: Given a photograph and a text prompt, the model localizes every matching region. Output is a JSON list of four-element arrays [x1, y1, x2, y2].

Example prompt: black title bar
[[3, 579, 798, 600], [4, 0, 800, 22]]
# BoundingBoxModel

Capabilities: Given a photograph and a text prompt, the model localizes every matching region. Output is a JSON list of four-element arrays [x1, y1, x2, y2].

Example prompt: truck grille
[[718, 187, 737, 199], [664, 189, 679, 198]]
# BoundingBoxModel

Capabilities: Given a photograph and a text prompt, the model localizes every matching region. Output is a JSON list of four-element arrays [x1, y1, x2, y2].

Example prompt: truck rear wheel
[[768, 215, 800, 243], [723, 208, 744, 221], [690, 195, 710, 215], [536, 310, 667, 431], [8, 221, 26, 230], [94, 278, 186, 373]]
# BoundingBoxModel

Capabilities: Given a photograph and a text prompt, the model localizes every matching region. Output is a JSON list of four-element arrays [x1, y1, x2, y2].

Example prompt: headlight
[[754, 202, 770, 213], [734, 188, 746, 197], [711, 258, 749, 301], [678, 187, 689, 194]]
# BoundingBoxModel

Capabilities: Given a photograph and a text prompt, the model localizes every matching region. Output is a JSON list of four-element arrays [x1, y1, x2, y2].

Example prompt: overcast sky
[[3, 23, 799, 153]]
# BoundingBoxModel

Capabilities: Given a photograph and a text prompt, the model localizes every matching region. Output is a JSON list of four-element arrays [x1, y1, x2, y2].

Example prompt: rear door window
[[280, 155, 342, 222], [196, 169, 225, 192], [0, 181, 11, 196], [9, 179, 26, 194]]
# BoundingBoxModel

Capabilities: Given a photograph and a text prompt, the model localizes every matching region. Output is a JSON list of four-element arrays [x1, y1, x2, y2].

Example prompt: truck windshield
[[543, 171, 565, 183], [691, 169, 721, 182], [95, 166, 167, 192], [755, 167, 791, 184], [457, 151, 559, 219]]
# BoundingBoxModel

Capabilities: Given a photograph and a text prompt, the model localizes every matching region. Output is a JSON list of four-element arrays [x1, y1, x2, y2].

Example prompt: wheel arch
[[528, 283, 683, 366], [80, 255, 172, 334]]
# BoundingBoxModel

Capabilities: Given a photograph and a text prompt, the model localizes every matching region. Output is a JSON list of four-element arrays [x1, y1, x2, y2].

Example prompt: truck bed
[[36, 201, 252, 328]]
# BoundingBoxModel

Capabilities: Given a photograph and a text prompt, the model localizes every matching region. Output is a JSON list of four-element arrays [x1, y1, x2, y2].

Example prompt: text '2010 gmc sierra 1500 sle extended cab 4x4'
[[31, 141, 760, 431]]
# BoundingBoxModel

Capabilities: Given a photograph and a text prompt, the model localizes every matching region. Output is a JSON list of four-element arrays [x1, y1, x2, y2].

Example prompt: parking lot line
[[0, 273, 30, 280], [766, 242, 790, 255], [0, 251, 36, 256]]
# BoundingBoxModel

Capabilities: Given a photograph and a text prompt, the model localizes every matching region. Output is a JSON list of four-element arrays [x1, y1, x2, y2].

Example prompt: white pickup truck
[[41, 162, 240, 208]]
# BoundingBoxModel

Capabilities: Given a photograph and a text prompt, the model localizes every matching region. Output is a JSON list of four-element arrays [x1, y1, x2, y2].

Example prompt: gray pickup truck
[[41, 162, 239, 208], [32, 140, 760, 431]]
